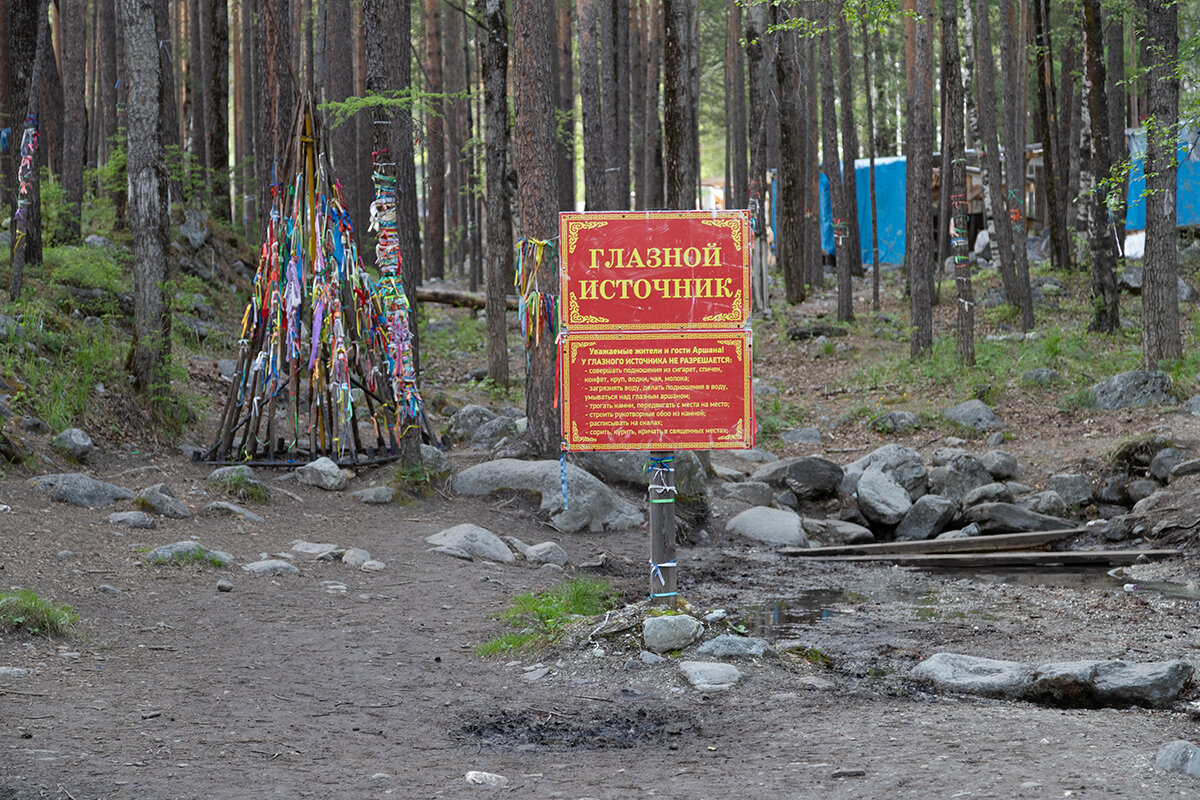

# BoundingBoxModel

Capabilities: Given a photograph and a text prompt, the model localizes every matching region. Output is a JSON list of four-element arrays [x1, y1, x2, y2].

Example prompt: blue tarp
[[1124, 143, 1200, 231]]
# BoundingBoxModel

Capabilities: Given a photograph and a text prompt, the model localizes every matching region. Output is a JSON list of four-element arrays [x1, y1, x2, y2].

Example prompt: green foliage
[[45, 245, 129, 296], [212, 472, 270, 503], [0, 589, 78, 637], [0, 298, 121, 430], [756, 396, 805, 437], [476, 578, 617, 656], [158, 545, 228, 568], [782, 645, 834, 668], [422, 315, 485, 358], [321, 88, 470, 132], [39, 169, 76, 246]]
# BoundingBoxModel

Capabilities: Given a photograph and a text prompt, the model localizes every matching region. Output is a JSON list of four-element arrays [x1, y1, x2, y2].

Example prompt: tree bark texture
[[443, 9, 467, 273], [803, 28, 820, 290], [821, 15, 851, 322], [423, 0, 446, 279], [775, 23, 805, 305], [240, 0, 257, 236], [119, 0, 172, 395], [1032, 0, 1069, 274], [862, 20, 880, 310], [481, 0, 513, 387], [907, 0, 933, 355], [999, 0, 1033, 330], [661, 0, 695, 209], [1082, 0, 1118, 333], [641, 0, 663, 209], [98, 0, 117, 166], [60, 0, 86, 243], [835, 6, 861, 278], [943, 0, 973, 364], [745, 3, 767, 233], [578, 0, 608, 209], [614, 0, 631, 208], [1139, 0, 1180, 367], [255, 0, 293, 243], [7, 0, 49, 300], [556, 0, 576, 211], [208, 0, 231, 220], [1104, 11, 1126, 248], [724, 0, 746, 210], [512, 0, 561, 455]]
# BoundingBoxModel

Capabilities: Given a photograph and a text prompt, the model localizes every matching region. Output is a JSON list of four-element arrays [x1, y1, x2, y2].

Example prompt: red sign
[[561, 331, 753, 451], [560, 211, 751, 332]]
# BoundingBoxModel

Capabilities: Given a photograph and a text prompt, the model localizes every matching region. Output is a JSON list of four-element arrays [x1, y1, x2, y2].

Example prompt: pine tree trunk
[[862, 19, 880, 310], [630, 0, 645, 208], [556, 0, 576, 211], [1104, 12, 1126, 248], [775, 21, 805, 305], [423, 0, 446, 278], [999, 0, 1033, 329], [745, 3, 769, 309], [1082, 0, 1118, 333], [193, 0, 211, 202], [512, 0, 561, 456], [835, 7, 861, 278], [481, 0, 513, 387], [1033, 0, 1069, 274], [157, 0, 183, 205], [325, 0, 355, 215], [1140, 0, 1180, 367], [907, 0, 934, 354], [662, 0, 695, 209], [578, 0, 608, 208], [821, 11, 852, 322], [240, 0, 257, 237], [642, 0, 663, 209], [119, 0, 172, 396], [803, 23, 821, 289], [943, 0, 973, 364], [98, 0, 117, 167], [1060, 33, 1082, 234], [724, 0, 746, 210], [614, 0, 630, 208], [209, 0, 231, 220], [7, 0, 49, 301], [61, 0, 87, 243], [444, 10, 467, 274]]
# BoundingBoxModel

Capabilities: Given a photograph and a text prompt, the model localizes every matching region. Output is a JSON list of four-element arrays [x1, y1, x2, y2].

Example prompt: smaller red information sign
[[562, 331, 753, 451]]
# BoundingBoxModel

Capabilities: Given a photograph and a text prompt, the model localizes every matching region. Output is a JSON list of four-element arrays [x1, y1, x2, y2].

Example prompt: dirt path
[[3, 446, 1200, 799]]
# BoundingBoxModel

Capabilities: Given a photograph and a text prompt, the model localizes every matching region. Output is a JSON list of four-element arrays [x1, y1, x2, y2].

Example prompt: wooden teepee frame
[[202, 96, 422, 466]]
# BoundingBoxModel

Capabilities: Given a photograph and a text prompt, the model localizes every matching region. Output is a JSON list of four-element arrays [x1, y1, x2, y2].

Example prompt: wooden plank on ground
[[796, 549, 1178, 568], [779, 528, 1087, 558]]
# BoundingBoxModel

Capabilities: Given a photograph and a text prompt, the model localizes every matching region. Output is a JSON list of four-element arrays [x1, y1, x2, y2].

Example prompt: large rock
[[725, 506, 808, 547], [1090, 370, 1172, 410], [810, 518, 875, 545], [425, 524, 515, 562], [1017, 490, 1069, 517], [856, 467, 912, 527], [751, 456, 843, 499], [420, 444, 451, 477], [572, 450, 706, 497], [296, 457, 349, 491], [525, 541, 569, 567], [678, 660, 742, 691], [351, 486, 395, 505], [108, 510, 156, 529], [241, 559, 300, 575], [453, 460, 642, 533], [909, 653, 1032, 698], [1156, 741, 1200, 780], [962, 482, 1014, 507], [927, 454, 994, 504], [942, 399, 1001, 431], [136, 483, 191, 518], [447, 404, 498, 441], [962, 502, 1075, 534], [470, 416, 517, 449], [1150, 448, 1189, 483], [841, 444, 927, 499], [1119, 264, 1196, 302], [29, 473, 134, 508], [875, 410, 920, 434], [711, 481, 774, 509], [201, 501, 265, 523], [643, 614, 704, 652], [52, 428, 93, 461], [1025, 659, 1193, 708], [981, 450, 1020, 480], [695, 635, 774, 660], [1050, 474, 1093, 507], [145, 541, 233, 566], [895, 494, 957, 541]]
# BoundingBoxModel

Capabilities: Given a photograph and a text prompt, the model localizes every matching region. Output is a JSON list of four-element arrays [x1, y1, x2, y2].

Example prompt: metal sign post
[[648, 451, 677, 605]]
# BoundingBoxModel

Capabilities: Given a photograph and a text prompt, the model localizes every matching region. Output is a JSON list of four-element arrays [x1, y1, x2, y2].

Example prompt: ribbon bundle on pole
[[12, 114, 39, 255]]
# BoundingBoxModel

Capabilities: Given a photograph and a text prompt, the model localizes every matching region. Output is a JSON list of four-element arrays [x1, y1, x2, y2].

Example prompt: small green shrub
[[45, 245, 128, 295], [476, 578, 617, 656], [0, 589, 78, 637]]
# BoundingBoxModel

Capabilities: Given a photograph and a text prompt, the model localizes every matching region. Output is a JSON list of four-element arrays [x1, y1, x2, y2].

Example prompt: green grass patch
[[211, 472, 270, 503], [422, 315, 485, 359], [160, 547, 227, 567], [782, 645, 834, 668], [45, 245, 129, 295], [756, 396, 805, 438], [475, 578, 617, 657], [0, 589, 78, 637]]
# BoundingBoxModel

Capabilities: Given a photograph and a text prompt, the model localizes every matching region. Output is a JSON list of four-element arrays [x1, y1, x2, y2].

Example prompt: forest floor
[[5, 252, 1200, 798]]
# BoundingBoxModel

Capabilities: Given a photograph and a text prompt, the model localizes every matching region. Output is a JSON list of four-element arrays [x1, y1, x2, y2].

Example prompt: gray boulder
[[857, 467, 912, 527], [352, 486, 395, 505], [909, 653, 1032, 698], [751, 456, 843, 500], [1017, 490, 1070, 517], [1156, 741, 1200, 780], [296, 457, 349, 491], [930, 447, 970, 466], [643, 615, 703, 653], [84, 233, 115, 249], [1170, 459, 1200, 481], [470, 416, 517, 449], [981, 450, 1020, 480], [201, 501, 265, 523], [876, 411, 920, 434], [812, 518, 875, 545], [29, 473, 135, 508], [206, 465, 268, 499], [146, 541, 233, 566], [137, 483, 191, 518], [52, 428, 93, 461], [962, 482, 1014, 507], [696, 635, 775, 660], [927, 454, 994, 504], [1119, 265, 1196, 302], [841, 444, 927, 499], [1025, 659, 1193, 708], [447, 404, 498, 441], [179, 207, 210, 248], [725, 506, 808, 547], [780, 427, 821, 444], [1050, 474, 1093, 507], [1150, 448, 1189, 483], [962, 502, 1075, 533], [425, 524, 515, 562], [453, 459, 642, 533], [21, 416, 49, 433], [107, 511, 156, 529], [342, 548, 372, 567], [1183, 396, 1200, 416], [678, 660, 742, 691], [942, 399, 1001, 431], [1090, 370, 1172, 410], [1126, 479, 1159, 504], [895, 494, 958, 541], [420, 444, 451, 477], [712, 480, 774, 508], [241, 559, 300, 575], [525, 541, 569, 567], [572, 450, 706, 497], [1024, 367, 1062, 386]]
